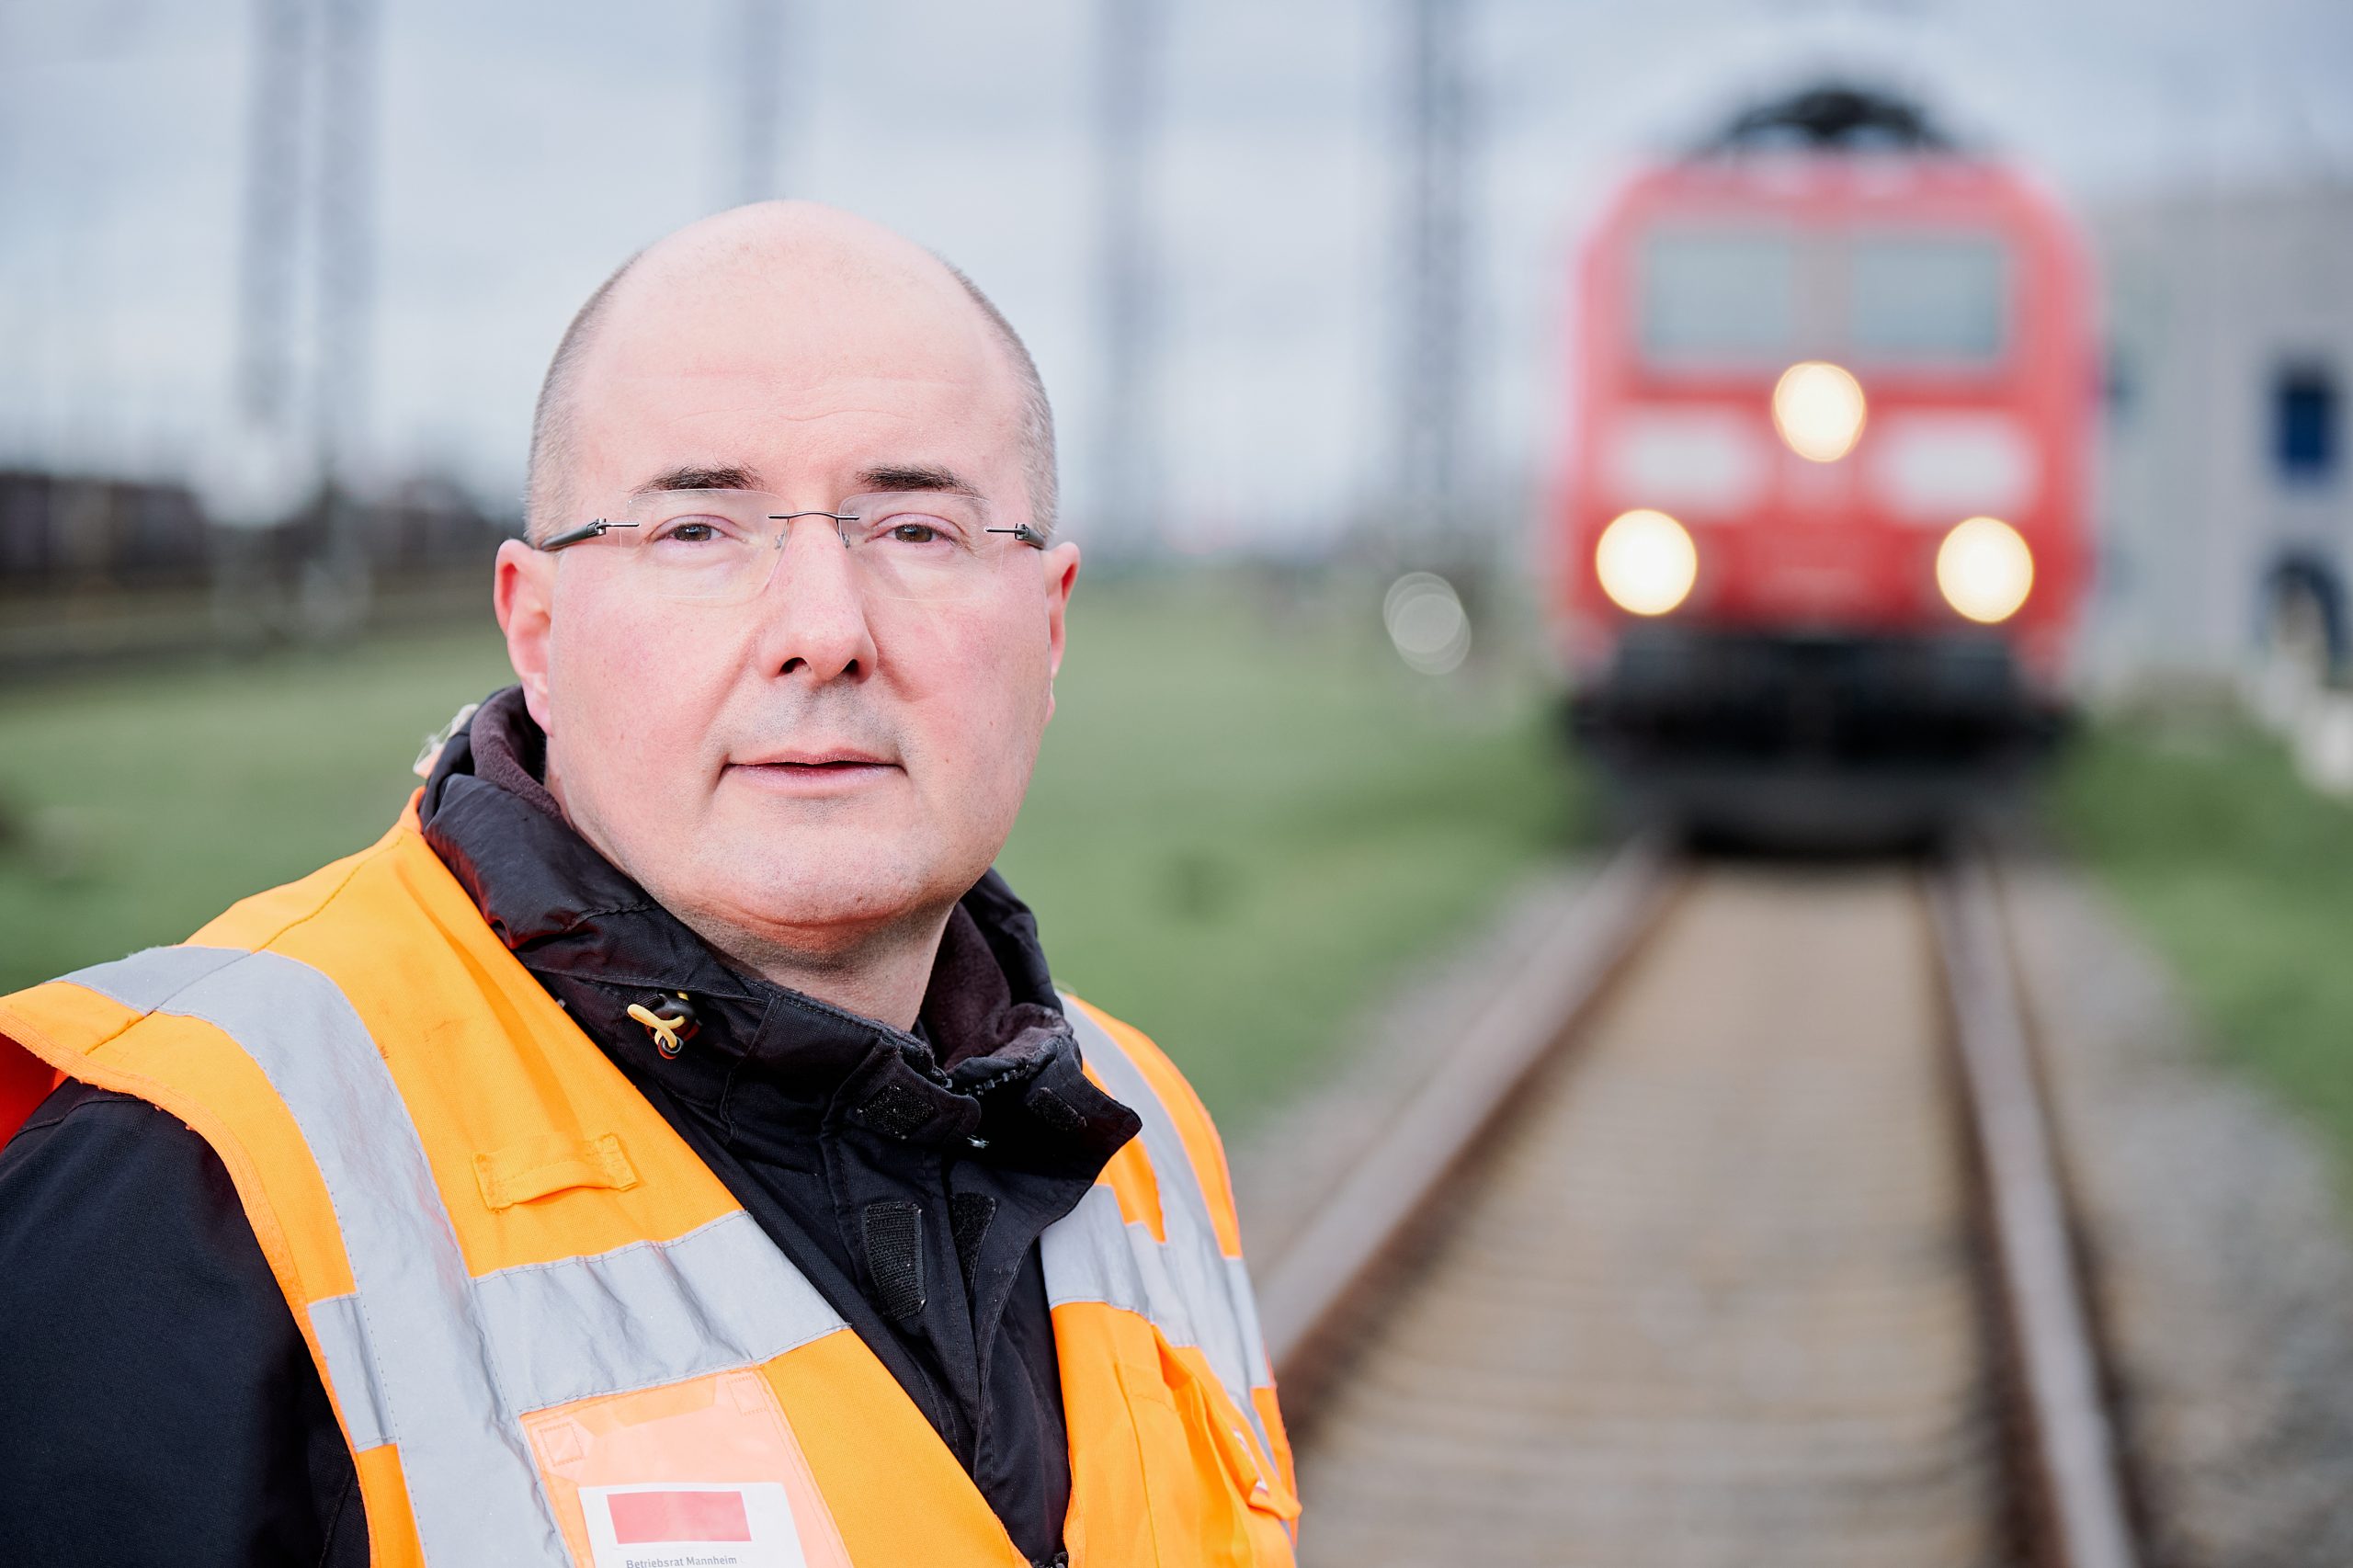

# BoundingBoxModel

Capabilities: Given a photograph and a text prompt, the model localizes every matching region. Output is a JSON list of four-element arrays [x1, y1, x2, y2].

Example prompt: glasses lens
[[620, 490, 779, 602], [838, 492, 1011, 602]]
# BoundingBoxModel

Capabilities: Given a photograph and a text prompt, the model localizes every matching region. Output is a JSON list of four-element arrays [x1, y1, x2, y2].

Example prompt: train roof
[[1694, 84, 1960, 157]]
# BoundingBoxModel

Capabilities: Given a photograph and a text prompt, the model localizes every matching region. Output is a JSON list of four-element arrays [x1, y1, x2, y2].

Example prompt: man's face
[[495, 239, 1077, 963]]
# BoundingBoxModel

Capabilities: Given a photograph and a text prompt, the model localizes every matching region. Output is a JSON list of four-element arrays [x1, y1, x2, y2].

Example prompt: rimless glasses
[[534, 487, 1048, 605]]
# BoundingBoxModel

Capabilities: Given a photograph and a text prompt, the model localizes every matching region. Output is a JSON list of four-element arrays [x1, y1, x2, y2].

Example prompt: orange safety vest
[[0, 801, 1299, 1567]]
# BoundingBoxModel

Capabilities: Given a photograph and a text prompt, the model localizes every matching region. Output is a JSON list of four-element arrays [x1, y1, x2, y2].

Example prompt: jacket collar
[[416, 687, 1135, 1165]]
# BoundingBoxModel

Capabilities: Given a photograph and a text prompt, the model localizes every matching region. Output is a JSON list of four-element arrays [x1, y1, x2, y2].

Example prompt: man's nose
[[756, 515, 880, 680]]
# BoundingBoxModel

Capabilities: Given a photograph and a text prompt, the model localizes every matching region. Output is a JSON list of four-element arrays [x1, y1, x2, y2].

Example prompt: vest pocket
[[1109, 1329, 1299, 1565], [1161, 1338, 1302, 1536], [474, 1132, 639, 1210], [521, 1367, 854, 1568]]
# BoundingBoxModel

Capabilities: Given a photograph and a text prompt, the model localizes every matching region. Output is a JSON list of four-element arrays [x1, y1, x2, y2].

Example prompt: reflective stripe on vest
[[60, 946, 1274, 1561], [64, 946, 847, 1567], [1051, 1002, 1276, 1460]]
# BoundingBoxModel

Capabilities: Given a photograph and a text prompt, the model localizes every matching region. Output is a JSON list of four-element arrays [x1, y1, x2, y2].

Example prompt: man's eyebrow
[[856, 463, 981, 497], [632, 464, 764, 495]]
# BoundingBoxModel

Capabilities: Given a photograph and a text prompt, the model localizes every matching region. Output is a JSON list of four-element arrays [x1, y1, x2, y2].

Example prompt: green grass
[[0, 627, 519, 991], [2051, 716, 2353, 1179], [0, 576, 1583, 1129], [1003, 578, 1585, 1128]]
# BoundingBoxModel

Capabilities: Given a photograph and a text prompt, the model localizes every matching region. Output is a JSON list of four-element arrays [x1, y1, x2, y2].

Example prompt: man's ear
[[494, 539, 557, 733], [1040, 540, 1080, 718]]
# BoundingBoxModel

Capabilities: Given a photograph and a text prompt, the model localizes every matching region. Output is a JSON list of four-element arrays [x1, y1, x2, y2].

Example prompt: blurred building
[[0, 471, 211, 593], [2091, 180, 2353, 696], [0, 469, 514, 678]]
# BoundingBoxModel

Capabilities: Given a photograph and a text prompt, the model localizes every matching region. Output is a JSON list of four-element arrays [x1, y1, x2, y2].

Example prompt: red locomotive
[[1554, 86, 2096, 840]]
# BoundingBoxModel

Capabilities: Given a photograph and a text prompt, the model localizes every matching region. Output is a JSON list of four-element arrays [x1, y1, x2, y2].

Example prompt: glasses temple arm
[[536, 519, 639, 552]]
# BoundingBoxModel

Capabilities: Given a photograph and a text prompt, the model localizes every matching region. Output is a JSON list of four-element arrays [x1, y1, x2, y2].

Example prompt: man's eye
[[659, 519, 726, 544], [886, 520, 947, 545]]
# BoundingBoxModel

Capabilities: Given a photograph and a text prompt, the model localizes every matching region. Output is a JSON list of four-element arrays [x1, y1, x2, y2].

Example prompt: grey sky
[[1, 0, 2347, 545]]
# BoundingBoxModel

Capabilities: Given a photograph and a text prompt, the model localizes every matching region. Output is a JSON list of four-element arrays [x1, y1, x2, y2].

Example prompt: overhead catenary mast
[[314, 0, 381, 608], [1393, 0, 1472, 556], [1094, 0, 1162, 549], [237, 0, 309, 434], [232, 0, 380, 626], [731, 0, 787, 204]]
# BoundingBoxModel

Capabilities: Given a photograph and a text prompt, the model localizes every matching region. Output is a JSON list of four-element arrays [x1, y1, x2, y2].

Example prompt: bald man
[[0, 204, 1298, 1568]]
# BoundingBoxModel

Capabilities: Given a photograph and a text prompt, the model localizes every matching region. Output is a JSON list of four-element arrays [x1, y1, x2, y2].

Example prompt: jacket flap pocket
[[474, 1132, 639, 1210]]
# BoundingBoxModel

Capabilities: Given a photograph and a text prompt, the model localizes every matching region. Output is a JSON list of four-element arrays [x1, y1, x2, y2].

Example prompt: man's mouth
[[733, 744, 894, 767], [725, 748, 901, 790], [747, 758, 888, 770]]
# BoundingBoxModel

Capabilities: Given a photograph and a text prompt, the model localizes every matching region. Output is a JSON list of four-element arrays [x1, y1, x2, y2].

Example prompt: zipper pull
[[626, 993, 699, 1058]]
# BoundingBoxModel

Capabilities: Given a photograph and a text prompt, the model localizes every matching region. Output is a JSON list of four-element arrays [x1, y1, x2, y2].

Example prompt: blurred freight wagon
[[1553, 86, 2097, 842]]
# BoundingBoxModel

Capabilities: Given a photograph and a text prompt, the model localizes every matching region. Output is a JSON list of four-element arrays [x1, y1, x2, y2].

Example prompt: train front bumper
[[1570, 626, 2066, 766]]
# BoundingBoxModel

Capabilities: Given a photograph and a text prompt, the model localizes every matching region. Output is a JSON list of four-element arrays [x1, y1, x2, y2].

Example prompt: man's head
[[523, 221, 1059, 546], [494, 201, 1079, 988]]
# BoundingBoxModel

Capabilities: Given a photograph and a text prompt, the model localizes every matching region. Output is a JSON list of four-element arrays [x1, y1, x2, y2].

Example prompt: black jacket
[[0, 687, 1138, 1567]]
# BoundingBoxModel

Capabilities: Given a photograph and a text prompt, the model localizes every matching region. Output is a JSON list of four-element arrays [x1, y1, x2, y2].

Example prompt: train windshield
[[1847, 234, 2007, 362], [1639, 226, 2011, 368], [1641, 232, 1800, 361]]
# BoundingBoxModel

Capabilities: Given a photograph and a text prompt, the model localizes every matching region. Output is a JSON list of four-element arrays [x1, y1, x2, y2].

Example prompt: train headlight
[[1772, 360, 1867, 462], [1936, 516, 2034, 624], [1595, 508, 1698, 616]]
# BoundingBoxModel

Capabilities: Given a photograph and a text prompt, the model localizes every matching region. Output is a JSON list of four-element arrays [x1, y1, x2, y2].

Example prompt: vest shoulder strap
[[1051, 995, 1281, 1471]]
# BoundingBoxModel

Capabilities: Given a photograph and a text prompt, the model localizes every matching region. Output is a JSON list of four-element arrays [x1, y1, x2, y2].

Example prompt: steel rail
[[1262, 837, 2141, 1567], [1257, 833, 1680, 1406], [1927, 848, 2142, 1568]]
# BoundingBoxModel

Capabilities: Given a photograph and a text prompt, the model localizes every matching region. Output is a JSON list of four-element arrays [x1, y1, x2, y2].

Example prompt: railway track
[[1257, 842, 2139, 1568]]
